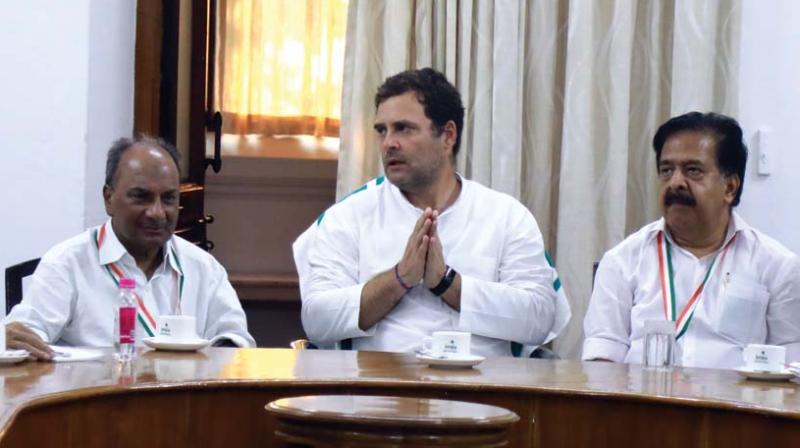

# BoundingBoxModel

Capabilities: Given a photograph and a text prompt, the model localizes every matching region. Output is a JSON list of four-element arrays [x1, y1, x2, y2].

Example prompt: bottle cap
[[119, 278, 136, 289]]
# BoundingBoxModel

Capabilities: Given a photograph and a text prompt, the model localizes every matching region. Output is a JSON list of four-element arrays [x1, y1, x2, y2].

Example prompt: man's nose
[[145, 199, 166, 220], [381, 131, 400, 151], [667, 169, 688, 189]]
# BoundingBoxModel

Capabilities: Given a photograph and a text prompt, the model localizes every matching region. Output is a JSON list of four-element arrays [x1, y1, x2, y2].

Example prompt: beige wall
[[205, 156, 337, 346]]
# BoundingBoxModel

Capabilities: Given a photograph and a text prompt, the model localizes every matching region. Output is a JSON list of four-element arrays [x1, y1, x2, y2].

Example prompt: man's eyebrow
[[126, 187, 152, 196], [394, 119, 417, 128], [659, 158, 703, 165], [373, 119, 420, 132]]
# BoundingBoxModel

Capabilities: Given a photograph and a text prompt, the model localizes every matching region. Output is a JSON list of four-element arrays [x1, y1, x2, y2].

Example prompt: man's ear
[[103, 185, 114, 216], [724, 175, 740, 205], [442, 120, 458, 155]]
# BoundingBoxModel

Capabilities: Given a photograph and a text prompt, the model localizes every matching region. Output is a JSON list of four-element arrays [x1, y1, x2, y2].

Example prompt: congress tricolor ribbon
[[93, 223, 184, 337], [656, 231, 735, 339]]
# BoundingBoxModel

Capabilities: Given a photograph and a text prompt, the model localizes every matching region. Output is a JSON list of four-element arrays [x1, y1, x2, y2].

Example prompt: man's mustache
[[383, 150, 404, 163], [664, 189, 696, 207], [142, 219, 168, 229]]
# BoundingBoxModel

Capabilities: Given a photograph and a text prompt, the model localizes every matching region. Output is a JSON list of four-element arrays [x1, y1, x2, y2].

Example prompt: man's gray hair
[[105, 135, 181, 187]]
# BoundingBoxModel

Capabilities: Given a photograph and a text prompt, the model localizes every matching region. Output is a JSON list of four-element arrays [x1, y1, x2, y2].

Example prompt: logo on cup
[[160, 322, 172, 337], [157, 315, 198, 341], [743, 344, 785, 372], [423, 331, 471, 358]]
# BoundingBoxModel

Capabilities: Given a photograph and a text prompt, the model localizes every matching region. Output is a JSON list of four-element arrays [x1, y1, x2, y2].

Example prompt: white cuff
[[210, 333, 253, 348], [581, 337, 629, 362]]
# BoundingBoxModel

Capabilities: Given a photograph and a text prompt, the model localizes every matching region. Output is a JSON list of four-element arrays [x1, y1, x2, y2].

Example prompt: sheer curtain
[[216, 0, 348, 137], [338, 0, 740, 358]]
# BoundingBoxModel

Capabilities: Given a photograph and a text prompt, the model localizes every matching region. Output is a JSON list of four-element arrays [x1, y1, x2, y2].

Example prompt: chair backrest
[[5, 258, 40, 315]]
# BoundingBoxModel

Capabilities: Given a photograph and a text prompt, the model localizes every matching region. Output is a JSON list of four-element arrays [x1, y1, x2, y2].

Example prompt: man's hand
[[423, 211, 447, 288], [7, 322, 54, 361], [359, 208, 435, 330], [396, 207, 435, 288]]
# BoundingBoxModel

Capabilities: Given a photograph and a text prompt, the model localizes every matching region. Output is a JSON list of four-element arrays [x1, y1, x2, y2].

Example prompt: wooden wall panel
[[133, 0, 163, 136]]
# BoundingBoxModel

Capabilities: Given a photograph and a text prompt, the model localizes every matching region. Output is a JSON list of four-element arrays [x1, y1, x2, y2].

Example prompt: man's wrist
[[429, 266, 457, 296], [423, 264, 447, 289], [212, 338, 238, 348], [394, 264, 415, 291]]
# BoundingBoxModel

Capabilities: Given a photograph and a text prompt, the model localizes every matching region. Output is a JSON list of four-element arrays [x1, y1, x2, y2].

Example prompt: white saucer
[[735, 367, 795, 381], [143, 337, 210, 352], [415, 352, 485, 368], [0, 350, 29, 365]]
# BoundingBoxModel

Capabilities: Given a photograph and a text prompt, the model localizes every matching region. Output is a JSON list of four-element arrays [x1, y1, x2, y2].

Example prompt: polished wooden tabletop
[[0, 348, 799, 447], [266, 394, 520, 427], [0, 347, 796, 423]]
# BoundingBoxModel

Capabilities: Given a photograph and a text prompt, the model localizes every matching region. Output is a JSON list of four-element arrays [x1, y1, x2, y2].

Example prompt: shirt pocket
[[715, 277, 769, 346]]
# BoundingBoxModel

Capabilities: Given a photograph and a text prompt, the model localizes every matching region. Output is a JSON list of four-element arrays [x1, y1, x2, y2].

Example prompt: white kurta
[[6, 220, 255, 348], [297, 176, 569, 358], [583, 212, 800, 369]]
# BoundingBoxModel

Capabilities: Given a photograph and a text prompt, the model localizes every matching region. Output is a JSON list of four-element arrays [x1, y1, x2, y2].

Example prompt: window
[[215, 0, 348, 147]]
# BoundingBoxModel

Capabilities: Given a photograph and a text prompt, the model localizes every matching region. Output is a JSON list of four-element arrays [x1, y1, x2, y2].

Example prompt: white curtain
[[338, 0, 741, 358]]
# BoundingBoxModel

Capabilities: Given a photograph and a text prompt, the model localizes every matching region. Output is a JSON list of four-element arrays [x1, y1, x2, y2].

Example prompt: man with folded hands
[[583, 112, 800, 368], [5, 136, 255, 359], [295, 68, 570, 357]]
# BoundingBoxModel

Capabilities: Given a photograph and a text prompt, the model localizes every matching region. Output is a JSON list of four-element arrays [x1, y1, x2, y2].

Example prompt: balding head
[[105, 136, 181, 188]]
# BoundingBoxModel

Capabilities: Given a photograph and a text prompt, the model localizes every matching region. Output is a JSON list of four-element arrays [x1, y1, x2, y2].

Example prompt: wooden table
[[0, 348, 798, 447]]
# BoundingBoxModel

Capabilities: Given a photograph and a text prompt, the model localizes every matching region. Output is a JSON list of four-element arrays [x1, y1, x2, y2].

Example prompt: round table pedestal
[[265, 395, 520, 447]]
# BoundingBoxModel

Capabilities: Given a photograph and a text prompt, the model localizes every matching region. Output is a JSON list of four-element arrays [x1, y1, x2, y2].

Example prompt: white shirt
[[296, 175, 570, 358], [6, 220, 255, 348], [583, 212, 800, 369]]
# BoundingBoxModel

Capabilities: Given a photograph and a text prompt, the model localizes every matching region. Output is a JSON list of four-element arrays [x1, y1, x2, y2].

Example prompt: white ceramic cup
[[742, 344, 786, 372], [157, 315, 198, 340], [422, 331, 471, 358]]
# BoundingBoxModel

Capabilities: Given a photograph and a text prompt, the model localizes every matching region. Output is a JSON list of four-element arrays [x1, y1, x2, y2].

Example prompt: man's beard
[[663, 189, 696, 207], [384, 154, 442, 192]]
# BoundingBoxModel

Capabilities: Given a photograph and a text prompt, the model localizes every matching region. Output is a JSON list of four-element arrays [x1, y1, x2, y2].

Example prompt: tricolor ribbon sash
[[656, 231, 735, 340], [93, 223, 184, 337]]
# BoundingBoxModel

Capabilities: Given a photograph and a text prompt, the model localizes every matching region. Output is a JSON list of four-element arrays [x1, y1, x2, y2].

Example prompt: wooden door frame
[[133, 0, 214, 249]]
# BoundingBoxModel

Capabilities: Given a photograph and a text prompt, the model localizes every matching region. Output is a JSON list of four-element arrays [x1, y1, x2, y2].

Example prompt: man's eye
[[684, 167, 704, 178], [658, 167, 673, 177]]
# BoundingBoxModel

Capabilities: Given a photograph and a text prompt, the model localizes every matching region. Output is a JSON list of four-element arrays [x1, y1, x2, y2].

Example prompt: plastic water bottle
[[116, 278, 137, 361]]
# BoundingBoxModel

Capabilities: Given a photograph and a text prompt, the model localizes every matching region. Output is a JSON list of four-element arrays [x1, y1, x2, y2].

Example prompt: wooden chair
[[265, 394, 519, 447], [5, 258, 40, 315]]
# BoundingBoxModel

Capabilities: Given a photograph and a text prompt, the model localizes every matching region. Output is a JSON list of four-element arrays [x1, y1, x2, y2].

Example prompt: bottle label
[[119, 306, 136, 344]]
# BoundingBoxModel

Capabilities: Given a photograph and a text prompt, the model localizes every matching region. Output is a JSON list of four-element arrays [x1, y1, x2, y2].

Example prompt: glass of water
[[643, 320, 675, 369]]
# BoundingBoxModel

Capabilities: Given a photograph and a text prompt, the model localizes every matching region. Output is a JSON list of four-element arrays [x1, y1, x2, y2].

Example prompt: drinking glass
[[643, 320, 675, 369]]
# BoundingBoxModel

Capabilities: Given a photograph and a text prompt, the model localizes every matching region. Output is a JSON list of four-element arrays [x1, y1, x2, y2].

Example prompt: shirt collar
[[388, 172, 467, 215], [649, 210, 750, 247], [96, 219, 183, 276]]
